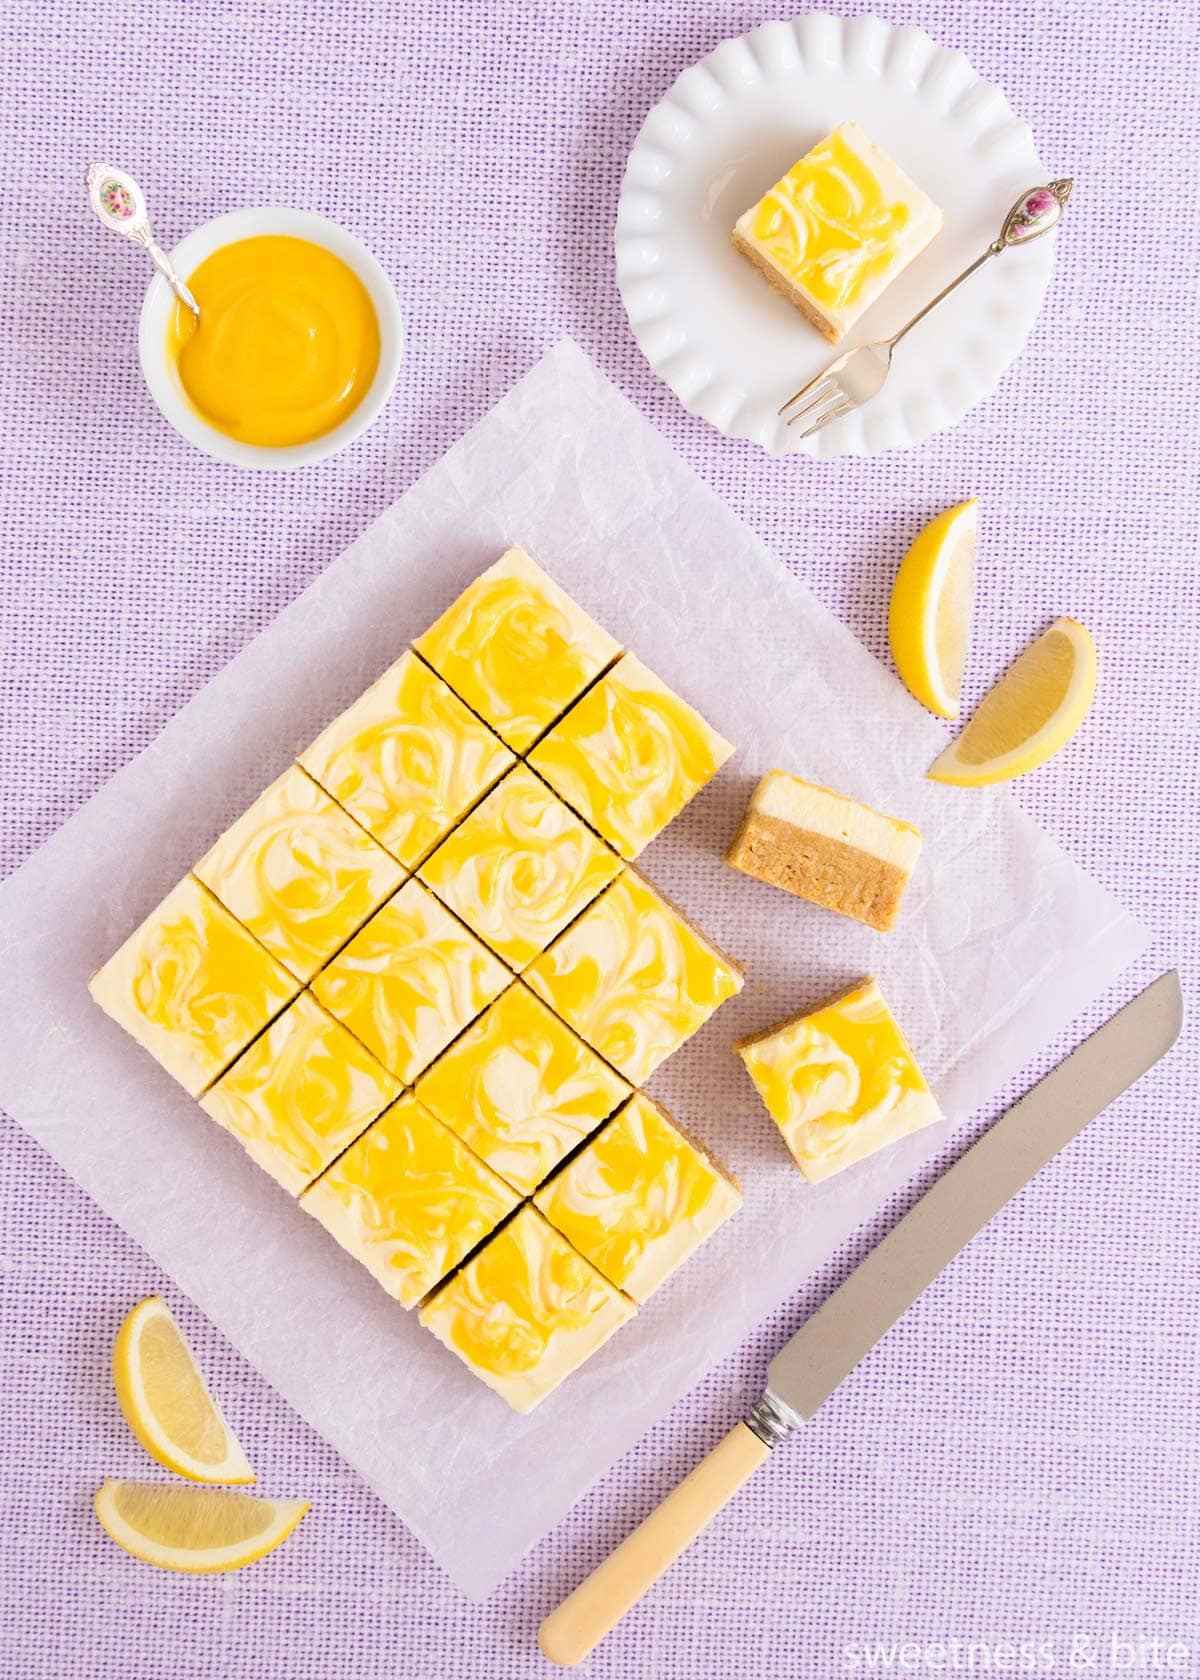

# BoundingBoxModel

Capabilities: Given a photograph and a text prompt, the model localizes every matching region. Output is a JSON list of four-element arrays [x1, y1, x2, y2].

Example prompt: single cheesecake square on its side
[[534, 1092, 741, 1303], [311, 879, 511, 1085], [415, 546, 622, 753], [299, 649, 514, 870], [418, 1204, 635, 1412], [89, 874, 301, 1098], [732, 122, 944, 343], [726, 770, 921, 932], [528, 653, 734, 860], [524, 870, 744, 1085], [416, 981, 630, 1195], [199, 992, 401, 1196], [418, 765, 623, 970], [736, 977, 942, 1183], [194, 765, 405, 983], [300, 1093, 519, 1307]]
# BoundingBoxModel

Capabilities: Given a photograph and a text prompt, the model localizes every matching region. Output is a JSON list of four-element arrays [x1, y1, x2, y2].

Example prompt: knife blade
[[539, 970, 1183, 1666], [763, 966, 1184, 1429]]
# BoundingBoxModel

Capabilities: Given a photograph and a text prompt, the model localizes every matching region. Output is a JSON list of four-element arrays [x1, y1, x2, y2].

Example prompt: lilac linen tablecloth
[[1, 1, 1196, 1677]]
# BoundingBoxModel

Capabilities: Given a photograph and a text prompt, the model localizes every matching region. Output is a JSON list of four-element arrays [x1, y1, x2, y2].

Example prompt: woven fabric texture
[[1, 1, 1196, 1677]]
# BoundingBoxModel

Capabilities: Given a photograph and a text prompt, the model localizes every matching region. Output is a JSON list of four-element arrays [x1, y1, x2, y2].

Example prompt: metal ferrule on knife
[[745, 1390, 801, 1449]]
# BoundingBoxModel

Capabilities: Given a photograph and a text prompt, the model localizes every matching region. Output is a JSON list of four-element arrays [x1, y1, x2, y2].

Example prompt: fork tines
[[778, 354, 853, 439], [779, 383, 853, 436]]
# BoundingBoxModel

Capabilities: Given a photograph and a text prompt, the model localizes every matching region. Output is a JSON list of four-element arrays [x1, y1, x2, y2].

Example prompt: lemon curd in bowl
[[168, 234, 381, 448], [139, 207, 403, 467]]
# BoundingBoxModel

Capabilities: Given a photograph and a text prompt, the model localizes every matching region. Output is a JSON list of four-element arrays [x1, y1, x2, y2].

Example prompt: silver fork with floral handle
[[779, 179, 1073, 440]]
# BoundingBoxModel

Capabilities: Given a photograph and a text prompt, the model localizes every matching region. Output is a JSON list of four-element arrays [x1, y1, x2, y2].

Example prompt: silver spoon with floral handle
[[85, 164, 199, 319], [779, 178, 1073, 438]]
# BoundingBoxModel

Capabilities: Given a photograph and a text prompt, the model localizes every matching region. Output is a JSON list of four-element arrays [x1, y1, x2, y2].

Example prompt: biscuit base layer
[[727, 811, 908, 931], [730, 228, 840, 342]]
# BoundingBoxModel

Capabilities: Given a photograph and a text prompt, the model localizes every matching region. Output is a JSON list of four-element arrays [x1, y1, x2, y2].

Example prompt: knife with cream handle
[[539, 970, 1184, 1666]]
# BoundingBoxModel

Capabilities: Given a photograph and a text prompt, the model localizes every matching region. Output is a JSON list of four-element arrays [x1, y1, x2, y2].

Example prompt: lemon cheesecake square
[[415, 982, 630, 1195], [300, 1093, 518, 1307], [199, 992, 401, 1195], [524, 870, 743, 1085], [534, 1092, 741, 1303], [527, 653, 734, 860], [732, 122, 943, 343], [414, 545, 621, 753], [419, 1205, 634, 1412], [311, 879, 510, 1085], [299, 649, 514, 870], [736, 977, 941, 1183], [726, 769, 921, 932], [417, 765, 622, 970], [194, 765, 404, 983], [89, 874, 301, 1098]]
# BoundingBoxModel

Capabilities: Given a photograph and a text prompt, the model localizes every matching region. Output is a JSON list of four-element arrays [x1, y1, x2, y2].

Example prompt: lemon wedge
[[113, 1296, 255, 1484], [928, 617, 1097, 786], [888, 498, 978, 719], [94, 1480, 309, 1573]]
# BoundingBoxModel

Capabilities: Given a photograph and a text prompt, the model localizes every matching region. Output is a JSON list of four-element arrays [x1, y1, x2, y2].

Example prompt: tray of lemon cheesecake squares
[[0, 341, 1145, 1596]]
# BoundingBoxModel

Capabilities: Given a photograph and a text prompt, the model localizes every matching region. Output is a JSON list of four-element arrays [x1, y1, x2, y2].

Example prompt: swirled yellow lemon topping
[[748, 128, 913, 309], [416, 547, 621, 752], [418, 766, 622, 969], [89, 876, 300, 1097], [301, 1094, 518, 1307], [91, 547, 746, 1408], [535, 1094, 740, 1303], [416, 983, 629, 1195], [200, 993, 401, 1195], [300, 651, 514, 869], [169, 235, 381, 448], [529, 654, 733, 860], [736, 978, 941, 1183], [525, 872, 743, 1085], [195, 766, 404, 982], [418, 1206, 634, 1412], [732, 123, 943, 342], [311, 880, 510, 1085]]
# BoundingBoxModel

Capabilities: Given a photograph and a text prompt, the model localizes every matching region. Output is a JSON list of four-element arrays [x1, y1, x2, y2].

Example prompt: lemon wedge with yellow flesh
[[888, 498, 978, 719], [928, 617, 1097, 786], [94, 1480, 309, 1573], [113, 1296, 254, 1484]]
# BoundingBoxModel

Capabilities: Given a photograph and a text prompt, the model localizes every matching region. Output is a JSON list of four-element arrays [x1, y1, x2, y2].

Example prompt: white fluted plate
[[616, 15, 1058, 457]]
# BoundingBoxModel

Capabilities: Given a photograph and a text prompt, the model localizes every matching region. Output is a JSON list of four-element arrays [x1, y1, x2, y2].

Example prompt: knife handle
[[538, 1421, 771, 1667]]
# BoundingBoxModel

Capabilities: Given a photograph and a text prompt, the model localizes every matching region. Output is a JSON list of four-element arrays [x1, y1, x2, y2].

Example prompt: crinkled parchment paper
[[0, 340, 1147, 1597]]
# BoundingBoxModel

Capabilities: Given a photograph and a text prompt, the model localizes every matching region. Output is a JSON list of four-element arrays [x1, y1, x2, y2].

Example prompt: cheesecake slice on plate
[[732, 121, 943, 342]]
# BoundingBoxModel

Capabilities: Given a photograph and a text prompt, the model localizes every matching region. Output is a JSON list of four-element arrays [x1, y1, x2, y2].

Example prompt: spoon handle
[[144, 237, 200, 318], [85, 163, 200, 319]]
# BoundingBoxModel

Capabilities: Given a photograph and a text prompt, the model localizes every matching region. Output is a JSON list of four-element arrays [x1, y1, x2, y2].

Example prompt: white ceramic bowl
[[138, 207, 405, 469]]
